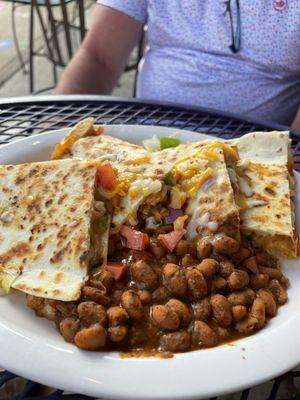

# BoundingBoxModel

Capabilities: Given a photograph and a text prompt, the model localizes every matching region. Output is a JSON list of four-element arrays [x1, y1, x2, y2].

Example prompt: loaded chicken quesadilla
[[0, 120, 297, 355]]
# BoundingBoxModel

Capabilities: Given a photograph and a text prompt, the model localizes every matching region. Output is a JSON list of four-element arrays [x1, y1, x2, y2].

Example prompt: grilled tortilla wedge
[[57, 132, 173, 232], [0, 159, 100, 301], [229, 131, 298, 259], [157, 141, 241, 243]]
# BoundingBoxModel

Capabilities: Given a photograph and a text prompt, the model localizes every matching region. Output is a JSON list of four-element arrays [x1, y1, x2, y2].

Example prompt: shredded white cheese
[[207, 221, 218, 232], [186, 211, 210, 239], [237, 176, 253, 197], [228, 167, 238, 185], [247, 199, 266, 208], [0, 211, 14, 223], [237, 158, 250, 171]]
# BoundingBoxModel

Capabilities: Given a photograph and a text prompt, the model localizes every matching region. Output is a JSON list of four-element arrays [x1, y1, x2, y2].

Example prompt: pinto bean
[[74, 324, 107, 350], [215, 326, 231, 340], [256, 252, 277, 267], [250, 298, 265, 328], [138, 290, 152, 305], [250, 273, 269, 290], [196, 259, 219, 279], [121, 290, 144, 320], [165, 253, 178, 264], [219, 260, 234, 278], [259, 267, 283, 280], [91, 269, 114, 291], [186, 267, 208, 300], [55, 302, 77, 318], [193, 298, 211, 321], [107, 306, 129, 326], [211, 294, 232, 327], [77, 301, 107, 327], [227, 270, 249, 290], [227, 288, 255, 306], [196, 238, 212, 260], [211, 276, 228, 293], [160, 331, 191, 352], [257, 289, 277, 317], [280, 276, 290, 289], [181, 254, 198, 268], [243, 256, 259, 274], [175, 240, 196, 256], [152, 286, 171, 303], [59, 317, 80, 343], [27, 295, 43, 310], [236, 316, 258, 334], [192, 321, 218, 346], [35, 301, 57, 321], [82, 286, 110, 306], [268, 279, 288, 305], [151, 305, 180, 331], [232, 305, 247, 322], [149, 238, 166, 258], [108, 326, 128, 342], [130, 260, 158, 291], [166, 299, 191, 327], [110, 289, 123, 306], [231, 248, 251, 264], [213, 236, 240, 255], [162, 263, 187, 296]]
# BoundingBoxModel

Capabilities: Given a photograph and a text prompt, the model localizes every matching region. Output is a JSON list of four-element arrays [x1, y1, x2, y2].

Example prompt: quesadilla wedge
[[228, 131, 298, 259], [156, 140, 241, 245], [0, 159, 105, 301], [53, 127, 174, 232]]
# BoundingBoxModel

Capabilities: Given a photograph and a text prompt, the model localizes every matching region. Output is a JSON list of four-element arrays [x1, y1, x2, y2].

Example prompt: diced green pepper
[[92, 215, 108, 236], [160, 137, 181, 150], [164, 171, 176, 186]]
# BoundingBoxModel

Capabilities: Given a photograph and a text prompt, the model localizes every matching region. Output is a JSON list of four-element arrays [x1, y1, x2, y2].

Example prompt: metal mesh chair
[[4, 0, 88, 93]]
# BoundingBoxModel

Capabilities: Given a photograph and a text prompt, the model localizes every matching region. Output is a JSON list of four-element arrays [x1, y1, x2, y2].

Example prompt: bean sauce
[[26, 230, 288, 356]]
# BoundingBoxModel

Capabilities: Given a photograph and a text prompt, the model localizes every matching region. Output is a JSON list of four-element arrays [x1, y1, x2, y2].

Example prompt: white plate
[[0, 125, 299, 400]]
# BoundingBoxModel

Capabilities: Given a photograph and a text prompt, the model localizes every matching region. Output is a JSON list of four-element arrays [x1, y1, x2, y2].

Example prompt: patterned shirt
[[98, 0, 300, 125]]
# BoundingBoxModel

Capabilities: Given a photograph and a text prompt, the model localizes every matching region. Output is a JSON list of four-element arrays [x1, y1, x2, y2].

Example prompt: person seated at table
[[56, 1, 300, 129]]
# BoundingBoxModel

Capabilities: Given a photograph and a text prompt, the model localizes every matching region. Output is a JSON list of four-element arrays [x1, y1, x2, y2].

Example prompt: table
[[0, 95, 300, 400]]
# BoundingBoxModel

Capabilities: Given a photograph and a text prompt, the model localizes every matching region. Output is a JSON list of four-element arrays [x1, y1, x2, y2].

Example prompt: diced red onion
[[201, 178, 215, 192], [165, 208, 183, 224]]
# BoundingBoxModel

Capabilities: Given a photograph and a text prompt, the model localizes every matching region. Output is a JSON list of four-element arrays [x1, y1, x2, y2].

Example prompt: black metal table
[[0, 95, 300, 400]]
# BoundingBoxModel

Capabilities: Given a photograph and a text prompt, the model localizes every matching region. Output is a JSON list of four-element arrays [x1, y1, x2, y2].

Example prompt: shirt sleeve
[[97, 0, 147, 24]]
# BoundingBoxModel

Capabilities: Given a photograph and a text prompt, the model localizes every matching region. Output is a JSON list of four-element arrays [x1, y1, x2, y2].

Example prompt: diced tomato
[[96, 163, 116, 191], [93, 126, 104, 136], [158, 230, 184, 252], [105, 263, 127, 281], [120, 225, 149, 251]]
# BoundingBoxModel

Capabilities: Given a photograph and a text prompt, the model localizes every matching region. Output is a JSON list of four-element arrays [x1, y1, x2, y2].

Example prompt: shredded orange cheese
[[182, 167, 214, 198], [124, 156, 151, 165]]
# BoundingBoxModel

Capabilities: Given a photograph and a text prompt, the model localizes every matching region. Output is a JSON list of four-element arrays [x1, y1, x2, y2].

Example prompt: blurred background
[[0, 0, 138, 97]]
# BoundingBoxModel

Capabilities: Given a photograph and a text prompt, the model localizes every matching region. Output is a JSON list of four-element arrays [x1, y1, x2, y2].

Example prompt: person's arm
[[292, 106, 300, 131], [55, 4, 143, 94]]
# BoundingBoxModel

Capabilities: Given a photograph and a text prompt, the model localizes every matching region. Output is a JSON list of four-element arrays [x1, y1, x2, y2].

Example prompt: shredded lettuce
[[163, 171, 176, 187], [160, 137, 181, 150], [0, 273, 17, 294], [142, 135, 160, 152], [92, 215, 109, 237]]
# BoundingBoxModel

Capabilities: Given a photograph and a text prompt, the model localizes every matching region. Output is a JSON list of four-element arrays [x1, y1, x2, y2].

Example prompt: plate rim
[[0, 124, 299, 400]]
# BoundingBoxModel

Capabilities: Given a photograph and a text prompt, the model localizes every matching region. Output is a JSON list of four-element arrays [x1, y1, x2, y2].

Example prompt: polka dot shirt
[[98, 0, 300, 125]]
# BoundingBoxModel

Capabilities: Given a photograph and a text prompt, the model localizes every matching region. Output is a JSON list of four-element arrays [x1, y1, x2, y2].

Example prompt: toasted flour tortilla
[[231, 131, 298, 258], [63, 133, 173, 231], [158, 141, 241, 242], [0, 159, 97, 301], [65, 128, 239, 238]]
